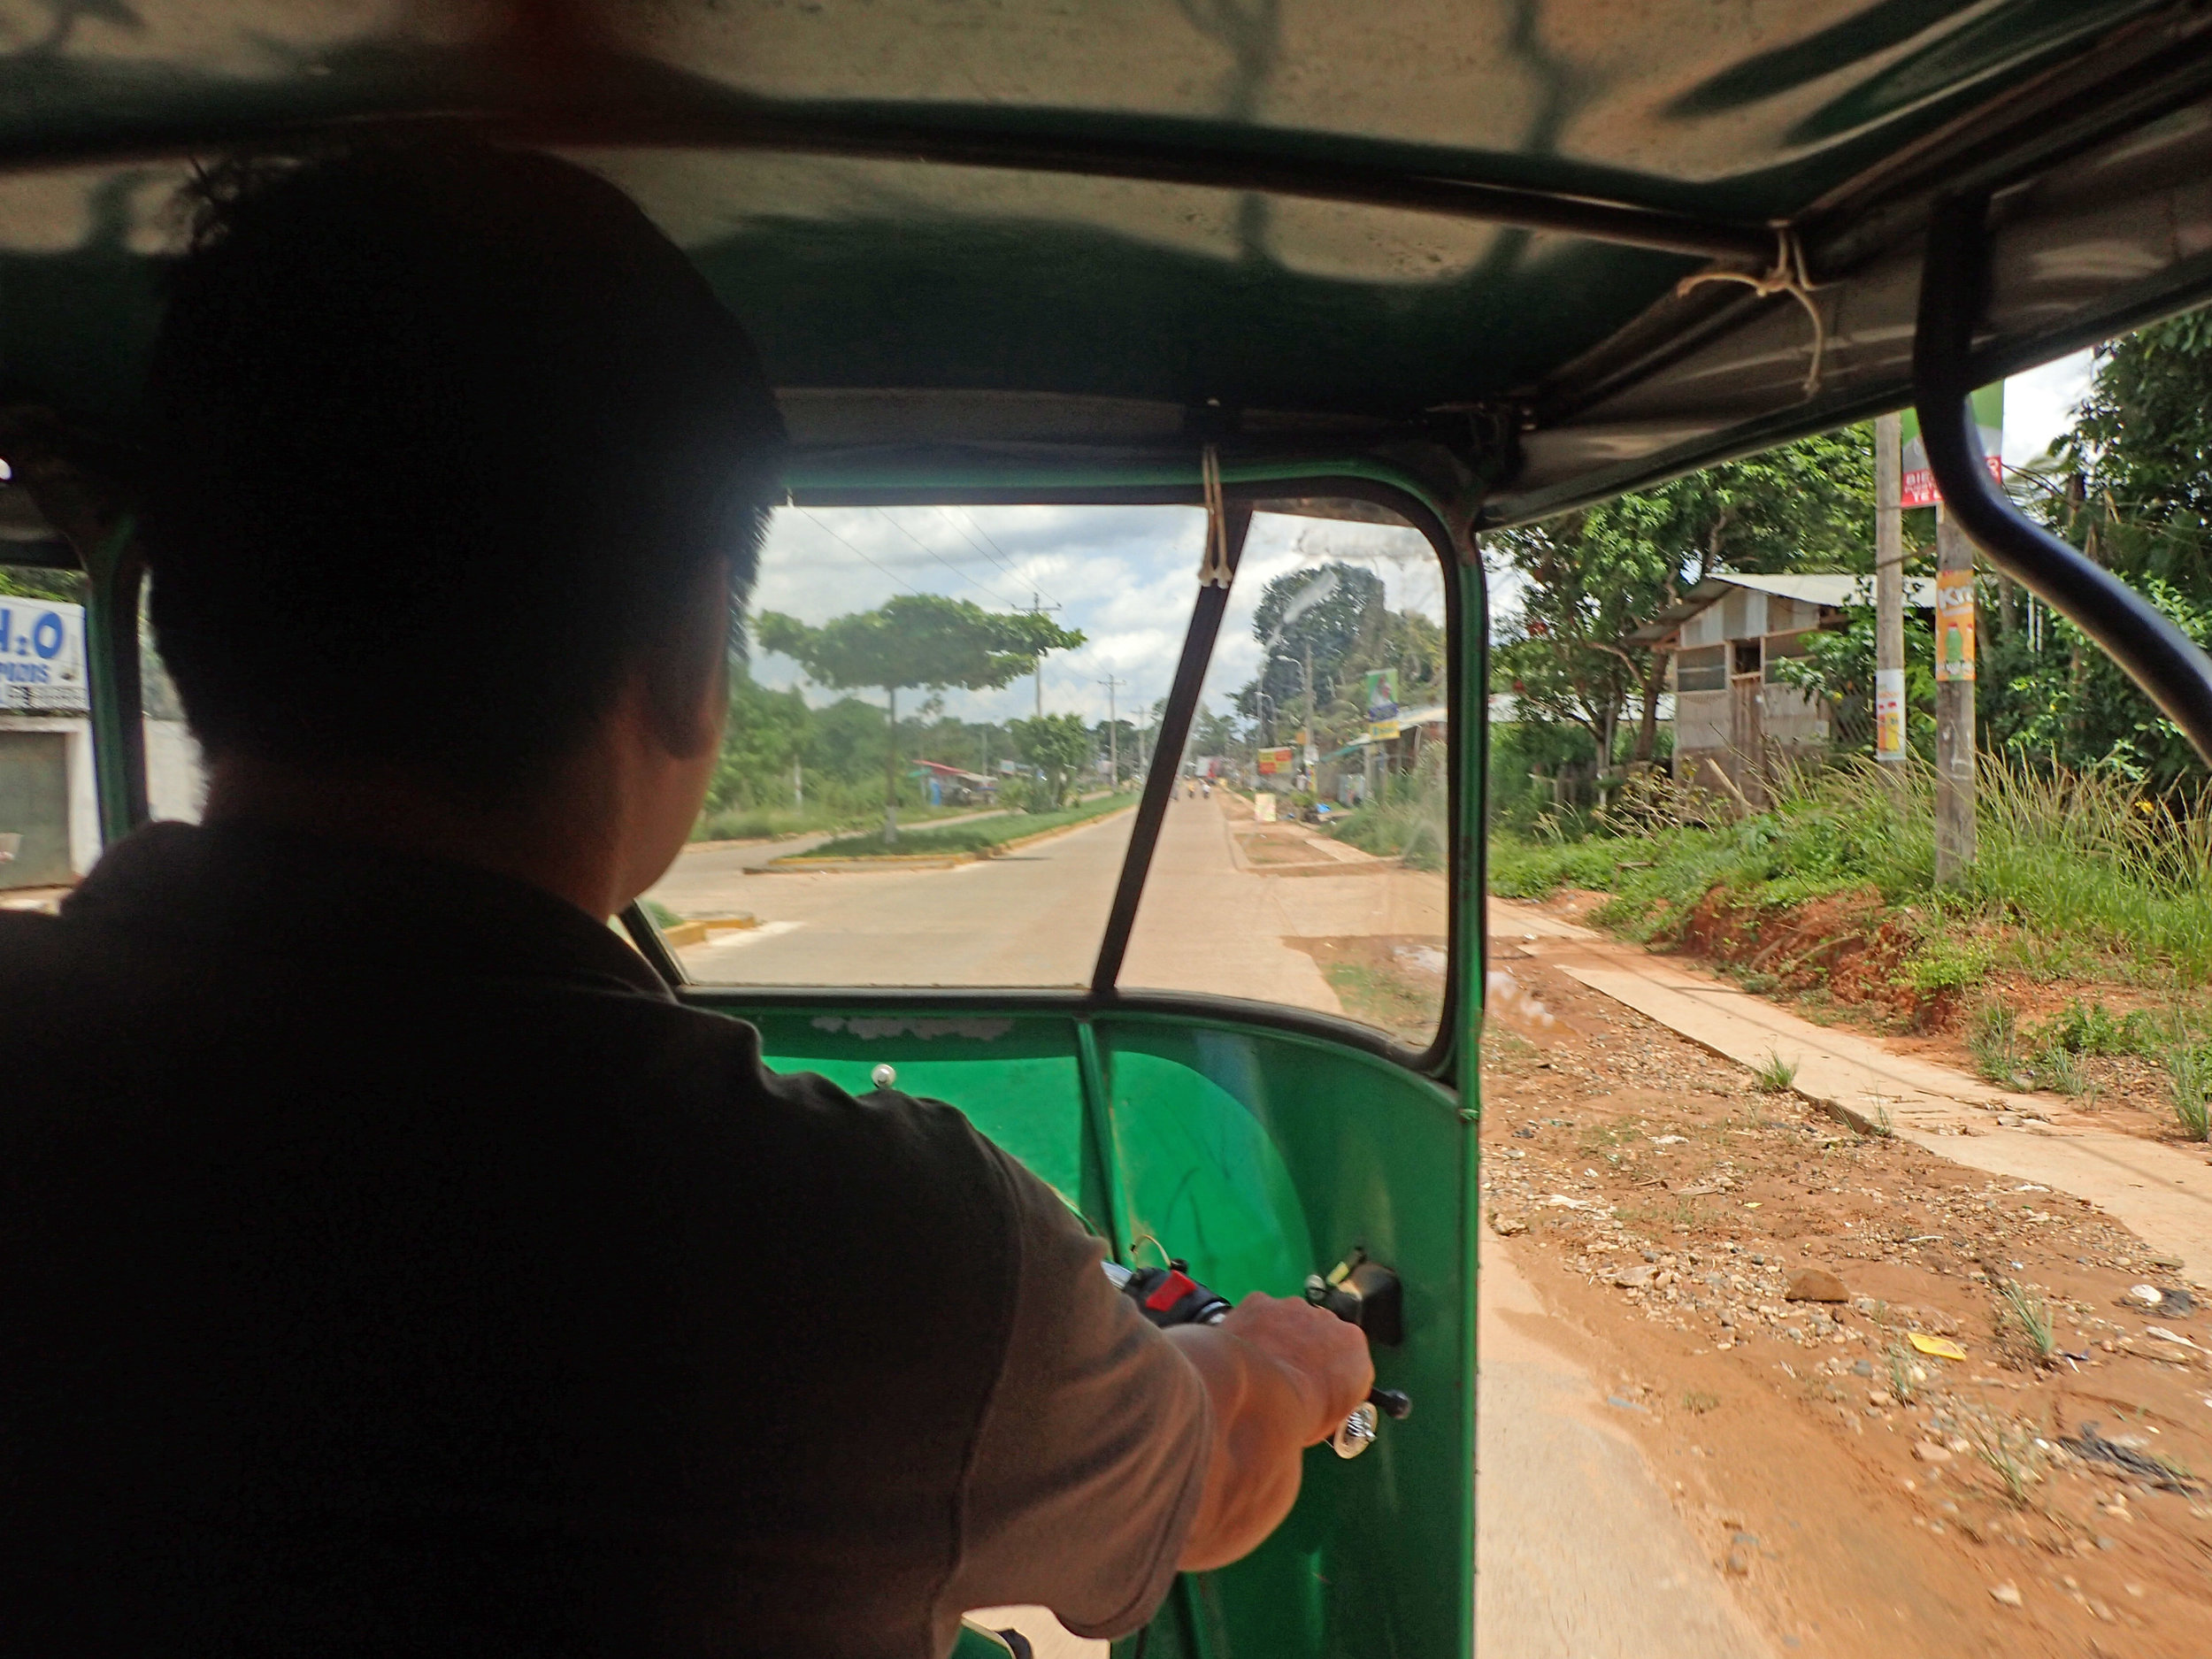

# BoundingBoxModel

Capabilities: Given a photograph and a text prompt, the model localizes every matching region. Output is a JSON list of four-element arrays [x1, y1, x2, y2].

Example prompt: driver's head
[[139, 142, 784, 807]]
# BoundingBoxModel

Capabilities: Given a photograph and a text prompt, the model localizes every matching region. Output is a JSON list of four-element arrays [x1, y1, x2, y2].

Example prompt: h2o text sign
[[0, 597, 86, 712]]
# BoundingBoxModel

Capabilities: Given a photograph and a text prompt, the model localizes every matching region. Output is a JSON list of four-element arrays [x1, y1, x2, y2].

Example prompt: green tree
[[1010, 712, 1094, 810], [708, 672, 811, 812], [757, 595, 1083, 841], [1240, 563, 1386, 726], [1492, 428, 1872, 771]]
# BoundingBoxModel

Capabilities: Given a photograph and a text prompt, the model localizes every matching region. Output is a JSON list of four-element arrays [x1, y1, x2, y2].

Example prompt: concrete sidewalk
[[1490, 897, 2212, 1288]]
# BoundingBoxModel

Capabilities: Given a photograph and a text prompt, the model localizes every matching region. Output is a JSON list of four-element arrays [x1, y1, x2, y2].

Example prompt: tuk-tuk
[[7, 5, 2212, 1655]]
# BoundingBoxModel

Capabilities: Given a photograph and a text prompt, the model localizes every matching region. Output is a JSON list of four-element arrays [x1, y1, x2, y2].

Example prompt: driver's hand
[[1217, 1291, 1375, 1446]]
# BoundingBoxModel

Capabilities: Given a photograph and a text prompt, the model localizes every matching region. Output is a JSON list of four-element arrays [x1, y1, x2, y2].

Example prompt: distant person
[[0, 142, 1371, 1657]]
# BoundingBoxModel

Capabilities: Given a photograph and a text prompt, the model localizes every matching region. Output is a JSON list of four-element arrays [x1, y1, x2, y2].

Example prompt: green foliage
[[755, 594, 1083, 699], [708, 672, 811, 812], [1753, 1052, 1798, 1094], [1487, 754, 2212, 987], [1325, 758, 1448, 870], [0, 564, 82, 603], [755, 595, 1083, 840], [808, 793, 1133, 859], [1236, 558, 1444, 753], [1009, 711, 1094, 810], [1900, 936, 1993, 995], [2168, 1044, 2212, 1141]]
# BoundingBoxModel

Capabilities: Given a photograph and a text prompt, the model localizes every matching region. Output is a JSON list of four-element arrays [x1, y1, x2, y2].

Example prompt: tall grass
[[1490, 753, 2212, 987]]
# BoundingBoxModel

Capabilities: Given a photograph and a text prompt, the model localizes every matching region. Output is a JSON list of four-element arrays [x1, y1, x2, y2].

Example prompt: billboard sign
[[0, 596, 86, 712], [1900, 383, 2003, 508], [1362, 668, 1399, 723], [1256, 746, 1294, 776]]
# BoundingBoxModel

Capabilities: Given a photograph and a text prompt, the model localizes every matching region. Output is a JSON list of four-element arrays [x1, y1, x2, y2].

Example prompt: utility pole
[[1933, 505, 1978, 882], [1874, 412, 1907, 767], [1022, 592, 1062, 717], [1098, 673, 1123, 787]]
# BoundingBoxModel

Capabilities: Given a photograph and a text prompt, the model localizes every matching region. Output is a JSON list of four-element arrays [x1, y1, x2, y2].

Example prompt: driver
[[0, 144, 1371, 1655]]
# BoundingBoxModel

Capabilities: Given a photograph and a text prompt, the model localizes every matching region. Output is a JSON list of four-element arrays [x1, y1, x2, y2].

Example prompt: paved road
[[650, 794, 1440, 1008]]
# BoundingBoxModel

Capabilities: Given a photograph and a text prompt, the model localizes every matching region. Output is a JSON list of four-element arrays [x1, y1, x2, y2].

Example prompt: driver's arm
[[934, 1148, 1371, 1642], [1165, 1295, 1373, 1570]]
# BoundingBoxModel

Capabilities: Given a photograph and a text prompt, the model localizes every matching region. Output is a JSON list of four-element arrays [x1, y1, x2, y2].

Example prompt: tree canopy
[[754, 594, 1083, 697], [1010, 712, 1093, 810]]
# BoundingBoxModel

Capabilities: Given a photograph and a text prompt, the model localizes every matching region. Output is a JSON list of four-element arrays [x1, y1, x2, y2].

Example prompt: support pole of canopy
[[1912, 192, 2212, 768], [1089, 496, 1251, 995]]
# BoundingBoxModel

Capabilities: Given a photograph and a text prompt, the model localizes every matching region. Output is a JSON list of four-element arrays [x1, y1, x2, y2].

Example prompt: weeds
[[2166, 1042, 2212, 1141], [1490, 753, 2212, 987], [1884, 1344, 1924, 1405], [1993, 1276, 2058, 1366], [1754, 1052, 1799, 1094], [1968, 1002, 2025, 1085], [1961, 1402, 2047, 1505], [1682, 1390, 1720, 1415]]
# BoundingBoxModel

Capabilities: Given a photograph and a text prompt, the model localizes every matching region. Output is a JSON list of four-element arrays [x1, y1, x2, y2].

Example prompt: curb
[[764, 806, 1136, 872]]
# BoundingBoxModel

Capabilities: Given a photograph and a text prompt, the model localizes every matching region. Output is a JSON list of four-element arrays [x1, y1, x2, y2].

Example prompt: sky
[[744, 503, 1444, 727]]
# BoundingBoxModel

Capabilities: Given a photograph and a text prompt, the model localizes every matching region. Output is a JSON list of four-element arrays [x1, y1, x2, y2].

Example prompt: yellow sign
[[1369, 720, 1401, 742], [1934, 573, 1976, 683]]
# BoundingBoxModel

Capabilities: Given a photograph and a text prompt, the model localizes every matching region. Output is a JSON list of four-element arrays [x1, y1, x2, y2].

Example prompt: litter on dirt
[[1909, 1333, 1969, 1361], [2060, 1425, 2204, 1495]]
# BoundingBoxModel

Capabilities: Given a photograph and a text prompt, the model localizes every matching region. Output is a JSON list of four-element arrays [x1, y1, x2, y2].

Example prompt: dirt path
[[1492, 898, 2212, 1290], [1478, 939, 2212, 1658]]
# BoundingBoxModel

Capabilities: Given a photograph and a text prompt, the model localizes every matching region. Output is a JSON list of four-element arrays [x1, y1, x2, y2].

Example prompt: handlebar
[[1102, 1259, 1408, 1457]]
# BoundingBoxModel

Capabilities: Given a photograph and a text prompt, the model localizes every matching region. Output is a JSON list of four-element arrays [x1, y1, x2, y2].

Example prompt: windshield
[[652, 499, 1455, 1046]]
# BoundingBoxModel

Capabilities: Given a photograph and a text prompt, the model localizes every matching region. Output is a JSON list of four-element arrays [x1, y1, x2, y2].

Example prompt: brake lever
[[1102, 1260, 1409, 1457]]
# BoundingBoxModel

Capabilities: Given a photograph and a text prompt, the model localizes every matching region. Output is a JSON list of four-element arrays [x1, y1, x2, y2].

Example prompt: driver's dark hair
[[139, 141, 784, 799]]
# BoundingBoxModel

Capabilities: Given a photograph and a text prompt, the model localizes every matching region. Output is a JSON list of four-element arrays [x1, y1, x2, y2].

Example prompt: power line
[[793, 507, 920, 595], [873, 508, 1025, 609], [939, 506, 1062, 611]]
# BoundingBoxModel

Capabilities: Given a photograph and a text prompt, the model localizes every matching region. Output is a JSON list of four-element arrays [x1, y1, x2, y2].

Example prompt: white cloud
[[744, 503, 1445, 726], [2003, 349, 2095, 467]]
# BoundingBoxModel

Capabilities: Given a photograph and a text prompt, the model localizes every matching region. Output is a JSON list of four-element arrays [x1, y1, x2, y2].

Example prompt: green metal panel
[[702, 992, 1471, 1659]]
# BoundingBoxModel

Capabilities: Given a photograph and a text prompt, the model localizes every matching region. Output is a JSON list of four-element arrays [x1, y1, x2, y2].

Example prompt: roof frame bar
[[1915, 190, 2212, 768]]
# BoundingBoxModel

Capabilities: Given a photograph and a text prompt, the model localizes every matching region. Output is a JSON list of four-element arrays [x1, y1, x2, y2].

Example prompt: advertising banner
[[1256, 746, 1294, 776], [1368, 720, 1401, 743], [1362, 668, 1399, 724], [0, 596, 87, 712], [1900, 383, 2003, 508], [1874, 667, 1907, 760], [1251, 794, 1277, 823], [1934, 574, 1977, 682]]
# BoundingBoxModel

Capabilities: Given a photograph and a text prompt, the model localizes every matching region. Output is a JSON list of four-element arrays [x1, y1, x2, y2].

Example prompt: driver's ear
[[638, 556, 732, 761]]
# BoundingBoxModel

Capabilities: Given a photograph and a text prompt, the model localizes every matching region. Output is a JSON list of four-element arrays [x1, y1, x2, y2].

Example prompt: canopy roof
[[1624, 572, 1941, 643], [4, 1, 2212, 528]]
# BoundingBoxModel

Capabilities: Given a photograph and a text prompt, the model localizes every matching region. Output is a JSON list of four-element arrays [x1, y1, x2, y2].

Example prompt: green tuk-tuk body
[[9, 5, 2212, 1654]]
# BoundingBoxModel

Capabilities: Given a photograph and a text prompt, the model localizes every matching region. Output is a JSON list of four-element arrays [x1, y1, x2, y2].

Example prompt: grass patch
[[694, 800, 986, 841], [805, 794, 1136, 859], [2166, 1042, 2212, 1141], [1489, 754, 2212, 990], [1993, 1276, 2058, 1366], [1754, 1052, 1799, 1094], [1321, 962, 1439, 1041]]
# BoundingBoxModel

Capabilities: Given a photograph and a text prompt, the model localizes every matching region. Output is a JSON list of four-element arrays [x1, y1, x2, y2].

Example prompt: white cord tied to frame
[[1674, 226, 1832, 400], [1198, 442, 1234, 588]]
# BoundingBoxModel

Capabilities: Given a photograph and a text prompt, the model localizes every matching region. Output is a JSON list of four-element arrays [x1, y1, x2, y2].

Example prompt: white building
[[1624, 572, 1935, 800], [0, 595, 203, 891]]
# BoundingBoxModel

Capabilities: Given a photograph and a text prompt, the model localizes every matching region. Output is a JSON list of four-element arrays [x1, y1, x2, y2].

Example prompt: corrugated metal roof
[[1624, 572, 1938, 645]]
